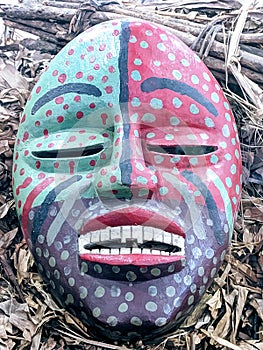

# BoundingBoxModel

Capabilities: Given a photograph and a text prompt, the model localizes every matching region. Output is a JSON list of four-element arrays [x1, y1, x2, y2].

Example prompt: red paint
[[108, 66, 115, 73], [21, 114, 26, 123], [102, 75, 108, 83], [81, 208, 185, 238], [69, 161, 75, 175], [22, 177, 55, 239], [101, 113, 108, 125], [16, 177, 33, 195], [87, 46, 94, 52], [55, 96, 64, 104], [57, 116, 64, 123], [68, 136, 76, 142], [22, 132, 29, 142], [58, 73, 66, 83], [105, 86, 113, 94], [38, 173, 46, 179], [110, 175, 117, 183], [76, 111, 84, 119], [80, 253, 184, 266], [74, 95, 81, 102], [99, 43, 106, 51]]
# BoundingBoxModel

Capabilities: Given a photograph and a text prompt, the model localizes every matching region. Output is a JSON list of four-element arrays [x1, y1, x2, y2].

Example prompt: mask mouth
[[79, 225, 185, 266]]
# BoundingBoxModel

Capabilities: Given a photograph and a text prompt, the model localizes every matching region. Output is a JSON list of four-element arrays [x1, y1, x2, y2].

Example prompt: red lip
[[80, 207, 185, 237], [79, 253, 185, 266], [79, 208, 185, 266]]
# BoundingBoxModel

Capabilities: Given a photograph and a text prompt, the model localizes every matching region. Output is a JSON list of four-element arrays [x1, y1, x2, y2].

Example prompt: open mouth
[[79, 225, 185, 266]]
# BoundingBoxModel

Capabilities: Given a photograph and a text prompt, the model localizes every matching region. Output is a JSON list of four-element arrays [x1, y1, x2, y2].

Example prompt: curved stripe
[[46, 177, 88, 246], [22, 177, 55, 240], [163, 172, 206, 240], [141, 77, 218, 117], [31, 83, 102, 115], [182, 170, 225, 245], [206, 168, 234, 242], [31, 175, 82, 244]]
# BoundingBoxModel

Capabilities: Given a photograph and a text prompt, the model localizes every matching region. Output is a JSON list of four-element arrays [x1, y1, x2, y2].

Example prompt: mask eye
[[147, 145, 218, 156], [32, 144, 104, 159]]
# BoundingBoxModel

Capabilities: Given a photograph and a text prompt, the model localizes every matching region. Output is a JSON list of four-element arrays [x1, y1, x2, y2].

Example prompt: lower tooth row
[[80, 248, 182, 256]]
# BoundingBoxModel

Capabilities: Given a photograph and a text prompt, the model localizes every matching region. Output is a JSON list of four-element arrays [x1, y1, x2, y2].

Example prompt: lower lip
[[79, 253, 185, 266]]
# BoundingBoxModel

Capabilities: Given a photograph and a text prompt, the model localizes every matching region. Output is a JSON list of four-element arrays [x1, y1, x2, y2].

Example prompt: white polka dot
[[107, 316, 118, 326], [222, 124, 230, 137], [118, 303, 128, 313], [145, 301, 157, 312], [184, 275, 192, 286], [155, 317, 167, 326], [92, 307, 101, 317], [131, 316, 142, 326], [166, 286, 176, 297]]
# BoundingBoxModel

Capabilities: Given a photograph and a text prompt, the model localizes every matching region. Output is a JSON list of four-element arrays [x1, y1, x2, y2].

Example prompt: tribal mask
[[13, 18, 242, 342]]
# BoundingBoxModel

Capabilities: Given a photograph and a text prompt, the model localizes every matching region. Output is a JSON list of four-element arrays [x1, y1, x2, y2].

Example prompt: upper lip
[[80, 207, 185, 238]]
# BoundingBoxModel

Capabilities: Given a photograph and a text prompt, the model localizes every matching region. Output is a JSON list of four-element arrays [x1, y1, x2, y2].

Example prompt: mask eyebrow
[[31, 83, 102, 115], [141, 77, 218, 117]]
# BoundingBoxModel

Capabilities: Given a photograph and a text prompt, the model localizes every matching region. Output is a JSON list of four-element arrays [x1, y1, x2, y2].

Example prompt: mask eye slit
[[147, 144, 218, 156], [32, 144, 104, 159]]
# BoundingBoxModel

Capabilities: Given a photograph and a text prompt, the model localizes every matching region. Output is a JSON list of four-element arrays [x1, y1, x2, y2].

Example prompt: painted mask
[[13, 18, 242, 342]]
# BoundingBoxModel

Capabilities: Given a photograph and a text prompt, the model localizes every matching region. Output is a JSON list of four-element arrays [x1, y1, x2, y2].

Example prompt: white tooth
[[79, 233, 91, 245], [172, 235, 184, 249], [161, 251, 169, 256], [91, 231, 100, 243], [121, 226, 131, 243], [142, 248, 151, 255], [163, 232, 172, 244], [131, 248, 141, 254], [120, 248, 131, 254], [110, 249, 120, 255], [110, 227, 121, 240], [170, 251, 182, 256], [132, 226, 143, 244], [153, 230, 163, 242], [151, 249, 161, 255], [101, 229, 110, 241], [91, 249, 100, 254], [100, 248, 110, 255], [143, 227, 154, 241], [79, 246, 87, 254]]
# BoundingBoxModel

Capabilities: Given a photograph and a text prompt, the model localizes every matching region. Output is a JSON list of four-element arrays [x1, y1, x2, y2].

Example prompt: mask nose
[[94, 139, 157, 202]]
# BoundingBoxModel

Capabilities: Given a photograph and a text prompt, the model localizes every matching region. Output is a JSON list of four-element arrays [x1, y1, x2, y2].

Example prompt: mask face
[[13, 18, 242, 341]]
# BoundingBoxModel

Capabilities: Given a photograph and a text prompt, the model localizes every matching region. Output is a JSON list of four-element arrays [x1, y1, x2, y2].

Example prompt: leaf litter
[[0, 0, 263, 349]]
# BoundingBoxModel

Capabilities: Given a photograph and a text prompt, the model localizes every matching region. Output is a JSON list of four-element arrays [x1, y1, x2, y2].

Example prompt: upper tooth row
[[79, 225, 184, 248]]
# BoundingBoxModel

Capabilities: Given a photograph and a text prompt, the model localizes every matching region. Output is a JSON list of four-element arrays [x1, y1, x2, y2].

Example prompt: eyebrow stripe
[[141, 77, 218, 117], [31, 83, 102, 115]]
